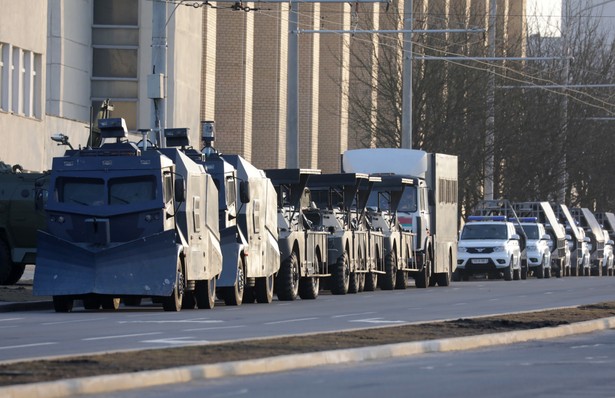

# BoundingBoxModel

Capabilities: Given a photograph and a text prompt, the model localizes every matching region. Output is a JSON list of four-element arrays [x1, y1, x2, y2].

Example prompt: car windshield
[[522, 224, 540, 239], [461, 223, 508, 240]]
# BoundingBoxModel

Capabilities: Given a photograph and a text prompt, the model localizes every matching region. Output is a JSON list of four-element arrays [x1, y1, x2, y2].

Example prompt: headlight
[[493, 246, 506, 252], [458, 247, 468, 253]]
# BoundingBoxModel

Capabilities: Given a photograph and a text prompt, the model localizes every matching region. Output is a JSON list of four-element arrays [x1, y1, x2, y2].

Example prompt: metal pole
[[151, 0, 167, 147], [484, 0, 496, 200], [559, 0, 570, 202], [286, 1, 299, 168], [401, 0, 413, 149]]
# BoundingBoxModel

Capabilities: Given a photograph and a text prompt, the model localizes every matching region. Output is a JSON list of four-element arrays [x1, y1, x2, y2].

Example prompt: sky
[[527, 0, 562, 36]]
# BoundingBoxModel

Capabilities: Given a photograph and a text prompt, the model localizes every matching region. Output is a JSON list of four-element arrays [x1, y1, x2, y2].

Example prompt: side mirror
[[584, 237, 591, 243], [174, 177, 186, 203], [541, 234, 551, 240], [239, 181, 250, 204], [511, 234, 520, 240], [608, 240, 614, 246], [565, 234, 572, 240]]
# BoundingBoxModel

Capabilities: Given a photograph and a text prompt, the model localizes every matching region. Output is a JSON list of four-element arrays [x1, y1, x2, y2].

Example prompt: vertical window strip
[[1, 43, 11, 112], [11, 47, 21, 115], [24, 51, 33, 117], [33, 53, 41, 118]]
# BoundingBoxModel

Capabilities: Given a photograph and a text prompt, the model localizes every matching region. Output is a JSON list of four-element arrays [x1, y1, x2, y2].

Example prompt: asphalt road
[[1, 276, 615, 364], [84, 328, 615, 398]]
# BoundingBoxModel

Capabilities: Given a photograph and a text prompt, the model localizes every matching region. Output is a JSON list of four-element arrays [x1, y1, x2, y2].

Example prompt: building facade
[[0, 0, 202, 171]]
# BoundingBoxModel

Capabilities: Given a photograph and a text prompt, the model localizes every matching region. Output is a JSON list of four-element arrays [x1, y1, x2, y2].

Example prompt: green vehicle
[[0, 161, 49, 284]]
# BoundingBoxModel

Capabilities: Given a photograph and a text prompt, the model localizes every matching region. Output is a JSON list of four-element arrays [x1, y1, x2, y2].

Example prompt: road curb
[[3, 315, 615, 398]]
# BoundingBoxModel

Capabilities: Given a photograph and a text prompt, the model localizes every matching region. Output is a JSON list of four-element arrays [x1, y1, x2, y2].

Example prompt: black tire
[[331, 252, 350, 295], [298, 277, 319, 299], [396, 269, 408, 289], [195, 278, 216, 309], [223, 257, 246, 306], [415, 253, 431, 288], [4, 263, 26, 285], [380, 253, 397, 290], [181, 291, 196, 310], [255, 274, 275, 304], [452, 269, 462, 282], [53, 296, 73, 313], [357, 272, 366, 292], [162, 261, 184, 312], [276, 253, 300, 301], [348, 272, 359, 294], [364, 272, 378, 291], [503, 258, 513, 281], [0, 239, 17, 285], [83, 294, 101, 310], [436, 271, 451, 286], [536, 257, 545, 279], [101, 297, 120, 310]]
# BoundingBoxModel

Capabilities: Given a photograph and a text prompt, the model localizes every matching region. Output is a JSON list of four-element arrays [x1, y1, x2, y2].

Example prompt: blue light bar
[[468, 215, 507, 222], [520, 217, 538, 222]]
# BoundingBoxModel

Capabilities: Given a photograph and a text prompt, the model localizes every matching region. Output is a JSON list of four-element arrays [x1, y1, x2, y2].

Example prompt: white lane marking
[[453, 302, 467, 306], [331, 312, 376, 319], [183, 325, 246, 332], [214, 389, 249, 397], [489, 298, 499, 302], [141, 337, 208, 345], [349, 318, 405, 324], [0, 325, 17, 330], [82, 332, 162, 341], [118, 318, 224, 324], [264, 317, 319, 325], [572, 344, 603, 349], [544, 291, 553, 295], [0, 318, 24, 322], [42, 317, 107, 325], [0, 342, 57, 351]]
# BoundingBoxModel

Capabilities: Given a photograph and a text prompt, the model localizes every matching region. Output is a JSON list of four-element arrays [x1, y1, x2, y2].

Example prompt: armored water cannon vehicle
[[511, 202, 569, 278], [264, 168, 328, 300], [570, 207, 605, 276], [167, 121, 280, 306], [363, 175, 417, 289], [595, 212, 615, 276], [34, 118, 223, 312], [341, 148, 458, 288], [306, 172, 380, 294], [0, 161, 49, 285]]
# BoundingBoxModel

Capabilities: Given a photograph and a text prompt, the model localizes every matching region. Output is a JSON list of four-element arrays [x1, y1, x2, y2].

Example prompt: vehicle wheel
[[513, 267, 520, 280], [53, 296, 73, 313], [195, 278, 216, 309], [101, 297, 121, 310], [554, 261, 563, 278], [520, 265, 527, 280], [276, 252, 300, 301], [298, 277, 319, 300], [255, 274, 275, 304], [0, 239, 17, 285], [415, 254, 431, 288], [545, 266, 551, 279], [357, 272, 366, 292], [452, 269, 462, 282], [536, 258, 545, 279], [331, 252, 350, 295], [396, 269, 408, 289], [364, 272, 378, 291], [162, 261, 184, 312], [4, 264, 26, 285], [504, 258, 513, 281], [224, 257, 245, 306], [348, 272, 359, 294], [82, 294, 101, 310], [571, 265, 578, 276], [123, 297, 142, 306], [380, 253, 397, 290], [436, 255, 453, 286]]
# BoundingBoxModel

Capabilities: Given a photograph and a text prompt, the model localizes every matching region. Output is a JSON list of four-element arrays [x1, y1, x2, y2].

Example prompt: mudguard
[[217, 227, 246, 288], [33, 229, 179, 297]]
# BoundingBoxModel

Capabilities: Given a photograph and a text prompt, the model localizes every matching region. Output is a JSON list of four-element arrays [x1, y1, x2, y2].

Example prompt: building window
[[0, 42, 41, 118], [92, 0, 139, 131]]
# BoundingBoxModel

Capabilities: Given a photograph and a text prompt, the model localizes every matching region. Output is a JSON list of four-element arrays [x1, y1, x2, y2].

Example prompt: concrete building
[[0, 0, 202, 171]]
